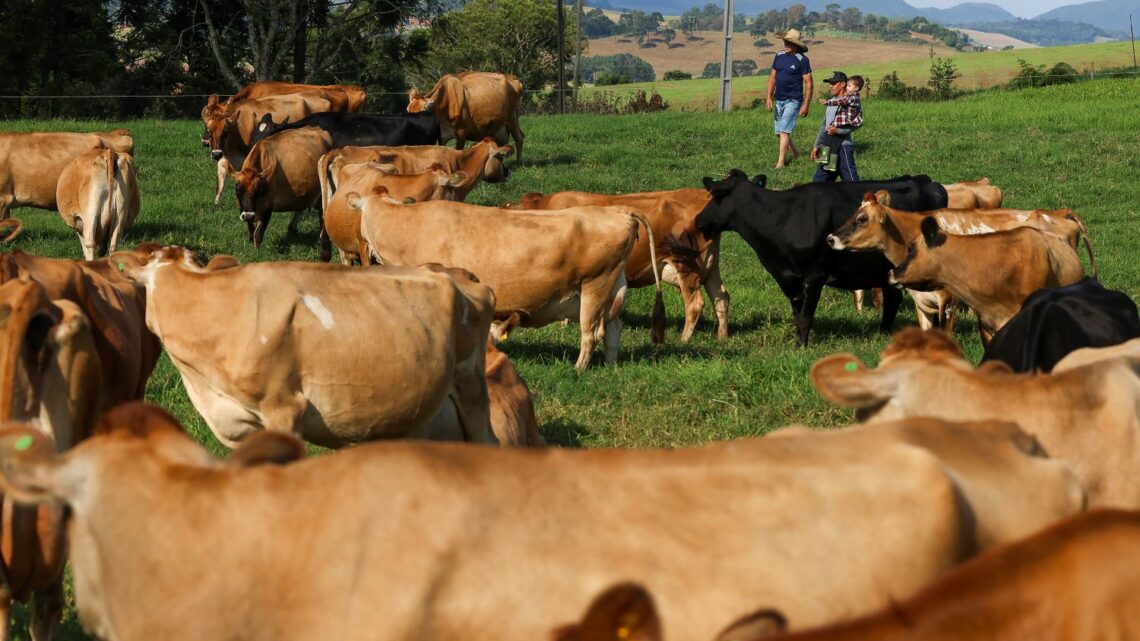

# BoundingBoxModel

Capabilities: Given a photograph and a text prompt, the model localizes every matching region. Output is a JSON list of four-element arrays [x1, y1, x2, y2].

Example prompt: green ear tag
[[844, 361, 858, 372], [14, 435, 33, 451], [117, 262, 125, 272]]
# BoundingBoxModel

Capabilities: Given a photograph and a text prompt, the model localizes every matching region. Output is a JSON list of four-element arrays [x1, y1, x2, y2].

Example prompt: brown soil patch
[[585, 30, 957, 78]]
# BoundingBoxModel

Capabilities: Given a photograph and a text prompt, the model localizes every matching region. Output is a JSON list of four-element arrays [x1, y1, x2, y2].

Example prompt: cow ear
[[551, 583, 661, 641], [206, 255, 241, 271], [751, 174, 767, 188], [0, 426, 69, 504], [920, 216, 946, 248], [810, 354, 898, 409], [495, 146, 513, 158], [861, 191, 877, 205], [227, 432, 306, 468], [714, 608, 788, 641], [875, 189, 891, 206], [702, 176, 733, 200], [207, 94, 218, 107], [448, 171, 467, 187]]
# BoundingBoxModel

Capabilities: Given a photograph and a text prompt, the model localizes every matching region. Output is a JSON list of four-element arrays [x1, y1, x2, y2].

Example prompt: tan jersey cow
[[321, 138, 511, 201], [407, 71, 525, 160], [944, 177, 1003, 209], [813, 327, 1140, 507], [352, 194, 662, 371], [0, 405, 1084, 641], [511, 188, 728, 342], [563, 510, 1140, 641], [1053, 337, 1140, 372], [889, 216, 1085, 343], [55, 148, 139, 260], [119, 247, 496, 447], [229, 126, 333, 252], [202, 81, 367, 118], [320, 161, 463, 265], [0, 130, 134, 220]]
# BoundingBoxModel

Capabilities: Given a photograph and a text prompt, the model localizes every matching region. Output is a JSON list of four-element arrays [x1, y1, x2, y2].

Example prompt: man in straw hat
[[765, 28, 813, 169]]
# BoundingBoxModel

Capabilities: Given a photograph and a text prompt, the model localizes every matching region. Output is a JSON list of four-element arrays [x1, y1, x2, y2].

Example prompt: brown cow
[[0, 131, 134, 220], [511, 188, 728, 342], [118, 247, 497, 447], [229, 126, 333, 252], [0, 406, 1083, 641], [55, 148, 139, 260], [813, 327, 1140, 507], [944, 177, 1004, 209], [407, 72, 525, 160], [352, 194, 662, 371], [320, 138, 511, 201], [889, 216, 1085, 343], [320, 161, 463, 265], [202, 81, 367, 118], [560, 510, 1140, 641]]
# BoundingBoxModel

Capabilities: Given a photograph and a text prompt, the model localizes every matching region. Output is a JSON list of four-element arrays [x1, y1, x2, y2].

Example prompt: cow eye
[[856, 213, 867, 224]]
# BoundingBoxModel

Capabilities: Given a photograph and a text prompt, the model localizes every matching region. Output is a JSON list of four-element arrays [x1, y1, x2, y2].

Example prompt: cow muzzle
[[239, 211, 256, 223], [211, 150, 224, 161], [826, 234, 845, 250]]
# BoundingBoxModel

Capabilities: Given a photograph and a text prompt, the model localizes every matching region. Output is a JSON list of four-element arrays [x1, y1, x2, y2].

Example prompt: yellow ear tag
[[844, 361, 858, 372], [500, 331, 510, 341], [14, 435, 33, 451]]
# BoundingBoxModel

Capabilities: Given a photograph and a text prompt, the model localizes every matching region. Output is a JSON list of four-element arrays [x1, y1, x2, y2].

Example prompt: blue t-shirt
[[771, 52, 812, 102]]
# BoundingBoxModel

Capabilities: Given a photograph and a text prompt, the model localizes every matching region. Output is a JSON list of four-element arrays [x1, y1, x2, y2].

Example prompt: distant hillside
[[961, 19, 1118, 45], [1034, 0, 1139, 35], [917, 3, 1016, 24]]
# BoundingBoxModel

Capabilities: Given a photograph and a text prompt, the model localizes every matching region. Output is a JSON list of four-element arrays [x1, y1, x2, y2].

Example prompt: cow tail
[[0, 219, 24, 243], [101, 149, 117, 256], [318, 153, 334, 214], [1066, 210, 1097, 279], [633, 213, 666, 344]]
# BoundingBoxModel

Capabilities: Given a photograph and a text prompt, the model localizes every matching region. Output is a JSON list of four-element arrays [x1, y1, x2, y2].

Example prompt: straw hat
[[779, 28, 809, 52]]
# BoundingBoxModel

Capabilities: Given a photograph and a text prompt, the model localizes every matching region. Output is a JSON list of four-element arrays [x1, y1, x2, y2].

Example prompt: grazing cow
[[230, 126, 333, 252], [510, 188, 728, 342], [944, 177, 1003, 209], [352, 194, 662, 371], [0, 405, 1083, 641], [321, 163, 463, 265], [0, 131, 134, 220], [202, 82, 365, 122], [563, 510, 1140, 641], [407, 71, 525, 161], [694, 170, 948, 346], [55, 148, 139, 260], [204, 92, 340, 204], [889, 217, 1085, 343], [1054, 337, 1140, 372], [321, 138, 512, 201], [827, 192, 1097, 332], [982, 278, 1140, 373], [248, 111, 441, 149], [0, 248, 159, 405], [812, 327, 1140, 507], [118, 247, 497, 447]]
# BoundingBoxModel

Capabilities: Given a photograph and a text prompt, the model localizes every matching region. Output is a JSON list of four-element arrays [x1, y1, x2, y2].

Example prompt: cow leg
[[794, 279, 826, 347], [0, 588, 10, 641], [449, 372, 496, 445], [943, 298, 960, 334], [878, 286, 903, 333], [287, 210, 304, 235], [246, 219, 256, 243], [253, 217, 269, 250], [507, 120, 525, 163], [853, 290, 865, 312], [702, 248, 730, 338], [576, 293, 610, 373], [676, 267, 705, 343], [315, 206, 332, 263], [30, 579, 64, 641], [0, 194, 12, 220], [213, 158, 230, 206]]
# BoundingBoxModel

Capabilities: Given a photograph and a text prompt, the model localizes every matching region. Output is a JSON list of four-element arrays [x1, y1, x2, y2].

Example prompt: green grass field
[[2, 76, 1139, 638], [582, 41, 1139, 109]]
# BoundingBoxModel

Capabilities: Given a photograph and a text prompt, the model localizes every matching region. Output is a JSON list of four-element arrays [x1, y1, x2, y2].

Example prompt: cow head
[[694, 169, 751, 235], [478, 138, 512, 182], [549, 583, 663, 641], [827, 191, 892, 251], [200, 94, 222, 147], [231, 164, 274, 248], [406, 87, 434, 113], [205, 116, 239, 162], [889, 216, 947, 291], [509, 193, 545, 209]]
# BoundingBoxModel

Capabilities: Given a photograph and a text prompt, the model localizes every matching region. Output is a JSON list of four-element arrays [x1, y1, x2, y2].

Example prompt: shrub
[[595, 73, 632, 85], [668, 43, 685, 48], [569, 89, 669, 115], [753, 38, 773, 48], [1008, 59, 1080, 89], [927, 53, 961, 100], [663, 70, 692, 80], [579, 53, 655, 83]]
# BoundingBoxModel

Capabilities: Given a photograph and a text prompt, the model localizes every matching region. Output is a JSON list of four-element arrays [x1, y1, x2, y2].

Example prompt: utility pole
[[557, 0, 566, 114], [574, 0, 583, 101], [719, 0, 734, 112], [1131, 14, 1137, 71]]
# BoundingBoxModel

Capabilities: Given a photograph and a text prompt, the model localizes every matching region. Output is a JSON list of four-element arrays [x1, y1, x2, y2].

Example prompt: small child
[[815, 75, 865, 170]]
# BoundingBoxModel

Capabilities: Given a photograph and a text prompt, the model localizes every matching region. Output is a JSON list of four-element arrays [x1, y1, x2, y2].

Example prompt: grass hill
[[1034, 0, 1139, 35]]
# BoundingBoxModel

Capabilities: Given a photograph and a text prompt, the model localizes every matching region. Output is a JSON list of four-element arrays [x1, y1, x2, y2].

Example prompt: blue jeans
[[813, 142, 859, 182], [774, 99, 801, 134]]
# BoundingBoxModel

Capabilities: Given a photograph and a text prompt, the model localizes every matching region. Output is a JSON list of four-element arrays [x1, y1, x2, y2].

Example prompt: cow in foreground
[[352, 194, 663, 371], [889, 216, 1085, 343], [511, 188, 728, 342], [559, 510, 1140, 641], [982, 278, 1140, 373], [119, 247, 496, 447], [407, 72, 525, 161], [694, 170, 947, 346], [0, 404, 1082, 641], [813, 326, 1140, 508], [55, 148, 139, 260], [0, 130, 134, 220]]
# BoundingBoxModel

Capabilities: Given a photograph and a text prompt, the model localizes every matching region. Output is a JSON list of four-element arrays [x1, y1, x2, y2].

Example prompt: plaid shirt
[[825, 91, 863, 129]]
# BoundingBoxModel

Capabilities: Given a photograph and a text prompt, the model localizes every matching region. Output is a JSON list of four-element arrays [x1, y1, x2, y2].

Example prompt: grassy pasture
[[1, 77, 1138, 638], [582, 40, 1139, 109]]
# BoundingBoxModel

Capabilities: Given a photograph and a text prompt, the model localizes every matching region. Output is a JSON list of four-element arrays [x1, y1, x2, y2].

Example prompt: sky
[[913, 0, 1079, 18]]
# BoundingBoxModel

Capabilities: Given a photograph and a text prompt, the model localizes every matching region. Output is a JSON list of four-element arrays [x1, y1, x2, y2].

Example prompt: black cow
[[249, 112, 442, 148], [694, 169, 948, 346], [981, 278, 1140, 373]]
